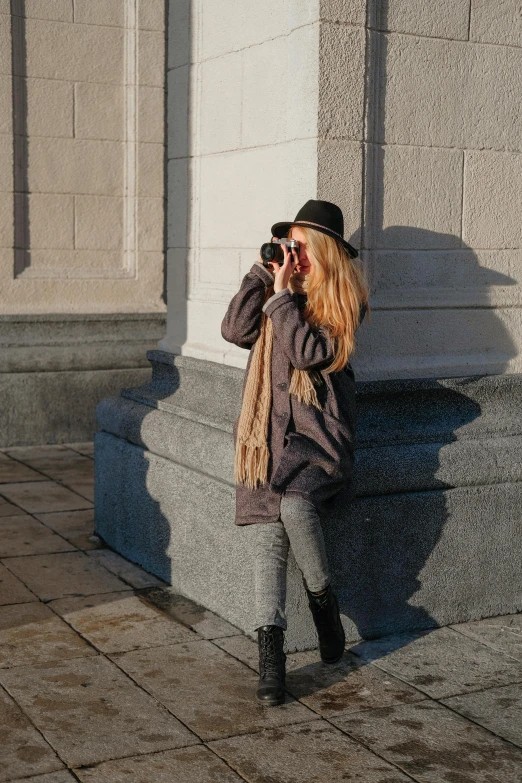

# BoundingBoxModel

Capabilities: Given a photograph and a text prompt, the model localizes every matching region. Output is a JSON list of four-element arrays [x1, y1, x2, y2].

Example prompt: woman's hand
[[268, 241, 298, 293]]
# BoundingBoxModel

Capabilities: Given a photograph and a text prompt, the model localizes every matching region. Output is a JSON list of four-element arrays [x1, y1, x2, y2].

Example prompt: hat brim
[[270, 221, 359, 259]]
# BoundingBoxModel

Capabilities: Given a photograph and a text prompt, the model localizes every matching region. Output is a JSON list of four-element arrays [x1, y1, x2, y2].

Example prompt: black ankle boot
[[305, 582, 345, 664], [256, 625, 287, 706]]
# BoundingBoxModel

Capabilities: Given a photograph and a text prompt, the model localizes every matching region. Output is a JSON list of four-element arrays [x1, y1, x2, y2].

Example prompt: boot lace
[[260, 631, 283, 676]]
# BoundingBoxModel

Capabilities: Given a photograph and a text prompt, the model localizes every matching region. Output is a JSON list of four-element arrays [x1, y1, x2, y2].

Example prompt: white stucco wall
[[163, 0, 324, 366]]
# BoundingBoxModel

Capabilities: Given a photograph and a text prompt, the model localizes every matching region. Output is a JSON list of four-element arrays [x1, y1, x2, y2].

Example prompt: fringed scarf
[[234, 271, 327, 490]]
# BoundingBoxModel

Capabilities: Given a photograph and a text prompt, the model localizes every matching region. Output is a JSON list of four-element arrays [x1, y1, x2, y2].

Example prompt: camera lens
[[260, 243, 275, 261]]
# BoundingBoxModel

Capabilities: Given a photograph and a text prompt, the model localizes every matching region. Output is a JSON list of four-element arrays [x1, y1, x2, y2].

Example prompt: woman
[[221, 199, 369, 707]]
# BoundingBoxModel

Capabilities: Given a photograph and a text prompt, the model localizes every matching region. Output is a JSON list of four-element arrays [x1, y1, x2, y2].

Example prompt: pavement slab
[[331, 699, 522, 782], [214, 635, 428, 719], [0, 655, 200, 767], [284, 652, 428, 719], [8, 773, 77, 782], [111, 639, 318, 741], [0, 562, 38, 606], [2, 551, 133, 601], [0, 481, 92, 514], [213, 633, 261, 669], [0, 495, 26, 517], [0, 515, 76, 558], [349, 625, 522, 698], [3, 449, 94, 501], [138, 586, 243, 639], [32, 510, 99, 551], [60, 480, 94, 503], [1, 442, 521, 783], [208, 719, 413, 783], [441, 681, 522, 749], [66, 442, 94, 458], [0, 453, 47, 484], [74, 745, 246, 782], [0, 602, 95, 668], [86, 550, 165, 589], [5, 446, 88, 470], [49, 592, 199, 654], [450, 612, 522, 662], [0, 684, 64, 782]]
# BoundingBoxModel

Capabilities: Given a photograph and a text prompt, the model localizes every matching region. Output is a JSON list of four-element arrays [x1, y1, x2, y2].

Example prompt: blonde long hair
[[288, 225, 370, 373]]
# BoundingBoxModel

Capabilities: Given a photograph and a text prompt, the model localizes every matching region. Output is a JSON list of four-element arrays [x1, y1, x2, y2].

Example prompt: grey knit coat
[[221, 261, 366, 526]]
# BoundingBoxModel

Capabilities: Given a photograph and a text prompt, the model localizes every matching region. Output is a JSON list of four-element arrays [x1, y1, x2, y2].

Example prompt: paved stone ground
[[0, 443, 521, 782]]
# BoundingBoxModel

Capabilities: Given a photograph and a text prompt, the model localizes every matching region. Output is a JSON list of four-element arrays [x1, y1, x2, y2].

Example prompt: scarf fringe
[[289, 367, 324, 410], [234, 440, 270, 489]]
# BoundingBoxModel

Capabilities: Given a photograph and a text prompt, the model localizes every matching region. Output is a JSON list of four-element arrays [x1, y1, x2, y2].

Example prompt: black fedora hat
[[271, 199, 359, 259]]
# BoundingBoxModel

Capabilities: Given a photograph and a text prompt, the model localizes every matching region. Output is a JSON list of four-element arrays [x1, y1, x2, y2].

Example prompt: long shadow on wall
[[161, 0, 191, 346], [10, 0, 30, 275], [95, 0, 192, 601], [326, 0, 519, 647], [326, 228, 517, 643]]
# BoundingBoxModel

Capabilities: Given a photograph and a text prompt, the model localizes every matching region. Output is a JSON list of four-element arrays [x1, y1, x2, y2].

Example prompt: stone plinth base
[[94, 350, 522, 651], [0, 313, 166, 447]]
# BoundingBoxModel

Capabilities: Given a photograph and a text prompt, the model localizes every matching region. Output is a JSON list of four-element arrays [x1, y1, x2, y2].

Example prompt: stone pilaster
[[95, 1, 522, 650]]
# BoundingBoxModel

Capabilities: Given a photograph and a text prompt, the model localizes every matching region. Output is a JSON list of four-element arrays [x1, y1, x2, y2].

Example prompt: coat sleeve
[[262, 291, 368, 371], [221, 261, 275, 349]]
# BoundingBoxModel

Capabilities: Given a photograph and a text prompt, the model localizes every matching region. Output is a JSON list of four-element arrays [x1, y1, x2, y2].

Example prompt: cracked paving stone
[[0, 452, 47, 484], [331, 699, 522, 782], [441, 681, 522, 749], [139, 586, 243, 639], [32, 510, 99, 551], [2, 551, 133, 601], [208, 719, 413, 783], [0, 655, 200, 767], [49, 591, 199, 654], [0, 481, 92, 514], [0, 684, 65, 782], [0, 602, 96, 668], [0, 562, 38, 606], [348, 625, 522, 698], [74, 745, 245, 782], [0, 515, 76, 558], [214, 635, 427, 719], [110, 639, 318, 741], [450, 612, 522, 663], [86, 550, 165, 589]]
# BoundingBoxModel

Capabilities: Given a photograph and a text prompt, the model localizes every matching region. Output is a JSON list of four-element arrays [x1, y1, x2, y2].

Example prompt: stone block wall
[[0, 0, 166, 314], [356, 0, 522, 379], [0, 1, 167, 445]]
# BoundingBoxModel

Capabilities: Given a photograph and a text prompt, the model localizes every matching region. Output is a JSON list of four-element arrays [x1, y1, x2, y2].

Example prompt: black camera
[[259, 239, 300, 268]]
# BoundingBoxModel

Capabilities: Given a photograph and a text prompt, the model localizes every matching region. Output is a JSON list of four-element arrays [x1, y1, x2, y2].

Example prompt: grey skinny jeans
[[253, 494, 331, 632]]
